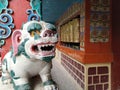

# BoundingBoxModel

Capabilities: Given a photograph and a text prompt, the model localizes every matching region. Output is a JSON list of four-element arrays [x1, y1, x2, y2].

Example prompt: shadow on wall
[[112, 0, 120, 90]]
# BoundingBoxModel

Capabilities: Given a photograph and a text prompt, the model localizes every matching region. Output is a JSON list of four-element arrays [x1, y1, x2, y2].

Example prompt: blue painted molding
[[26, 9, 40, 21], [0, 9, 14, 39], [0, 9, 14, 47], [0, 0, 14, 47]]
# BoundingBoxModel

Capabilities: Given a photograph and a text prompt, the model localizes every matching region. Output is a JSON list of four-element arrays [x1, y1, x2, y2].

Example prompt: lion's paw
[[44, 85, 58, 90], [43, 80, 58, 90], [2, 77, 12, 85]]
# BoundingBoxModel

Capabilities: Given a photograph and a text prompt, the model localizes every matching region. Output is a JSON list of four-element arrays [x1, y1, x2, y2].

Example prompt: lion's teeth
[[37, 44, 55, 51], [37, 45, 41, 51], [45, 44, 49, 47]]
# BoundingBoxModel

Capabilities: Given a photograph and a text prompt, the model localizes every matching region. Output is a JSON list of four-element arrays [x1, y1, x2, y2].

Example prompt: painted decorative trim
[[0, 39, 5, 47], [0, 0, 14, 47], [0, 9, 14, 47], [0, 9, 14, 39], [26, 9, 40, 21], [30, 0, 42, 20], [90, 0, 110, 42], [0, 0, 8, 14]]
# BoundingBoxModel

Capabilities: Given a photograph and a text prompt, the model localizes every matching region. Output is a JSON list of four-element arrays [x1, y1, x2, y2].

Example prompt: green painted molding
[[30, 0, 42, 20], [0, 0, 8, 14]]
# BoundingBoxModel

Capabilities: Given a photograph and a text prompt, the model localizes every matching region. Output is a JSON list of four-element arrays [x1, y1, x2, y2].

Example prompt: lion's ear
[[12, 29, 22, 56]]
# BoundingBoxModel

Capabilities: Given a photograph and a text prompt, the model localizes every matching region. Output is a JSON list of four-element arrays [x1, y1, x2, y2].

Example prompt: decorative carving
[[0, 0, 14, 47], [0, 9, 14, 39], [30, 0, 42, 20], [26, 9, 40, 21], [0, 9, 14, 47], [0, 39, 5, 47], [0, 0, 8, 13]]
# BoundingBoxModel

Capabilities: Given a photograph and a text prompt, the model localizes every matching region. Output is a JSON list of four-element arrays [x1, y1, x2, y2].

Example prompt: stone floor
[[0, 76, 44, 90], [0, 59, 81, 90]]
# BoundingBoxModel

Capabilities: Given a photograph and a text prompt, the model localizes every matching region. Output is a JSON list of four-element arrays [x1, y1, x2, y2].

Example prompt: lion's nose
[[43, 30, 55, 37]]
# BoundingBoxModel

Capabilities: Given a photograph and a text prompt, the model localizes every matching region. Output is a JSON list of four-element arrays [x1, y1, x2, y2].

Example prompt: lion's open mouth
[[40, 45, 54, 51], [31, 44, 55, 56]]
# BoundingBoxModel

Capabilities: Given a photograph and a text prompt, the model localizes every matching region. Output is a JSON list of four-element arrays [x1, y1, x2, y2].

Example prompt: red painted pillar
[[1, 0, 31, 59]]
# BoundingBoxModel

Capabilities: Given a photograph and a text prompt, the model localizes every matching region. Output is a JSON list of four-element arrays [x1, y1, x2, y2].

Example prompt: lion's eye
[[30, 31, 35, 37], [30, 30, 40, 37], [36, 30, 40, 35]]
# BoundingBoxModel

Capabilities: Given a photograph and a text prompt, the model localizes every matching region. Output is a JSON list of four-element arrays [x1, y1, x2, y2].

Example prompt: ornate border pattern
[[26, 9, 40, 21], [90, 0, 110, 42], [0, 0, 14, 47], [26, 0, 41, 21]]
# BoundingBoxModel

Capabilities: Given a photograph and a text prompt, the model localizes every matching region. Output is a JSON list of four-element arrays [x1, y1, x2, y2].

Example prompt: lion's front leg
[[1, 58, 12, 84], [40, 62, 58, 90], [10, 70, 31, 90], [12, 77, 31, 90]]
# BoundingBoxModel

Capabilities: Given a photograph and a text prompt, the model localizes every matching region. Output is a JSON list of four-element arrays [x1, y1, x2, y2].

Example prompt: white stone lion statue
[[1, 21, 58, 90]]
